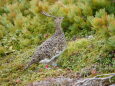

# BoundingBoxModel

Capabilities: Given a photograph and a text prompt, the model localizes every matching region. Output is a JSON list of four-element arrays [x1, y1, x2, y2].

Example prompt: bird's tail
[[24, 55, 41, 70], [24, 61, 33, 70], [24, 57, 37, 70]]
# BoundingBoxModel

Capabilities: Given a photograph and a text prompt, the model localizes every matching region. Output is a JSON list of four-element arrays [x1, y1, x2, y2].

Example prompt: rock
[[27, 77, 74, 86], [27, 73, 115, 86], [75, 73, 115, 86], [109, 84, 115, 86]]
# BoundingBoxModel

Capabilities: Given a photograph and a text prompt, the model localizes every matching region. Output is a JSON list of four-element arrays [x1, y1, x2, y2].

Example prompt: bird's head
[[41, 11, 64, 24], [54, 17, 64, 24]]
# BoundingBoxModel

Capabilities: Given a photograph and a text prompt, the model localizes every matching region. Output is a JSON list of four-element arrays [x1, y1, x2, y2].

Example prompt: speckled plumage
[[25, 16, 67, 69]]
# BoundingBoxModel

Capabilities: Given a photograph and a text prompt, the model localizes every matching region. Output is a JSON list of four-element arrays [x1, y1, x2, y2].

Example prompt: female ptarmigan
[[25, 12, 67, 69]]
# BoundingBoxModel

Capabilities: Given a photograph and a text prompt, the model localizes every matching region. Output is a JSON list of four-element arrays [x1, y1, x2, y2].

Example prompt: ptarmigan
[[25, 12, 67, 69]]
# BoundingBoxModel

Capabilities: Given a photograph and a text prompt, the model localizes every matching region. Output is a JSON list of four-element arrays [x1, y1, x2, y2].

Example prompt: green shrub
[[106, 36, 115, 50]]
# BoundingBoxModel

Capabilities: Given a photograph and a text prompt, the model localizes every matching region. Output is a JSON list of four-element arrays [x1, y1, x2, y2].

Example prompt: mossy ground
[[0, 38, 115, 86], [0, 48, 66, 85]]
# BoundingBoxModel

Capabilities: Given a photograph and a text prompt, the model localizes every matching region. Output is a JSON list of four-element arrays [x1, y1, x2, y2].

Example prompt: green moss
[[0, 47, 6, 57], [0, 30, 3, 39]]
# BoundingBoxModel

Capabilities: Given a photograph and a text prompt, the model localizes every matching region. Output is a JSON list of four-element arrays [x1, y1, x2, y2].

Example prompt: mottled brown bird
[[25, 12, 67, 69]]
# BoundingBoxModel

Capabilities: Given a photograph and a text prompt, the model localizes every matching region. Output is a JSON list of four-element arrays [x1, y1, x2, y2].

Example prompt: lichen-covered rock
[[28, 73, 115, 86]]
